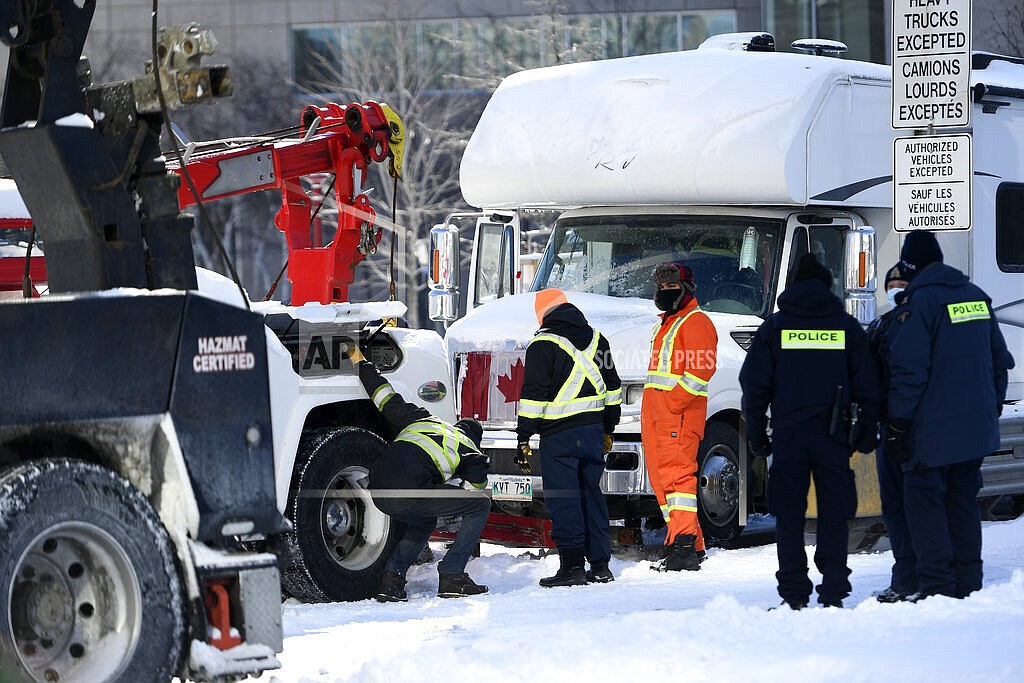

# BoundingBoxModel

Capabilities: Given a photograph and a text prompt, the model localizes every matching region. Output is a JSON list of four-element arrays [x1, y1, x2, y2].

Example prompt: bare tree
[[983, 0, 1024, 57]]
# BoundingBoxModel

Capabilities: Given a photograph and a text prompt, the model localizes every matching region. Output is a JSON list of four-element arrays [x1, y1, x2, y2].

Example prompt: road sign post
[[892, 0, 972, 130], [894, 133, 972, 232]]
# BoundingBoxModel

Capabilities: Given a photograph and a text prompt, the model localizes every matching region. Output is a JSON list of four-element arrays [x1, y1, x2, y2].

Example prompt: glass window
[[996, 183, 1024, 273], [787, 225, 847, 299], [292, 28, 342, 91], [534, 216, 784, 318], [625, 14, 678, 56], [418, 21, 456, 90], [474, 223, 515, 305]]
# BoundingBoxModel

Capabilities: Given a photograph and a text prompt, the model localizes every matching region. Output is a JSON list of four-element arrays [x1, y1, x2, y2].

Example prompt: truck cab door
[[467, 212, 521, 312], [781, 214, 876, 323]]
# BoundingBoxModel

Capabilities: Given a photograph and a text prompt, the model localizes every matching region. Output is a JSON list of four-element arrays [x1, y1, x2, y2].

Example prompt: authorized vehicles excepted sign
[[892, 0, 971, 129], [894, 133, 972, 232]]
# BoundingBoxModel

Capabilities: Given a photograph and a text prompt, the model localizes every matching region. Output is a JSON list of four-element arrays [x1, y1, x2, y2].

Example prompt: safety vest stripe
[[679, 372, 709, 397], [947, 301, 990, 324], [605, 388, 622, 405], [393, 420, 478, 479], [523, 331, 609, 421], [371, 384, 396, 410], [648, 309, 705, 390], [780, 329, 845, 350], [660, 503, 671, 523], [666, 492, 698, 513]]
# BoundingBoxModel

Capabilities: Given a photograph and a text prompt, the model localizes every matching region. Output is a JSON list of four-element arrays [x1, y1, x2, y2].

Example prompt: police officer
[[739, 253, 879, 609], [886, 231, 1015, 600], [866, 262, 918, 603], [516, 289, 622, 586], [347, 346, 492, 602]]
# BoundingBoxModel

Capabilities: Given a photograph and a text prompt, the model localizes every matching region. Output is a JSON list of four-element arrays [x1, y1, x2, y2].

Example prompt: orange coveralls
[[641, 297, 718, 552]]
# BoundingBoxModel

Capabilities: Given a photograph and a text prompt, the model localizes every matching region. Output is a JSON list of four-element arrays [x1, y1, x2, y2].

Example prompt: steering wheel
[[712, 283, 760, 301]]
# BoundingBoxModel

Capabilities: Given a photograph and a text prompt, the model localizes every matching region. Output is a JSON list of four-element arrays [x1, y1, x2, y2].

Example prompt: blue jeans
[[539, 423, 611, 564], [374, 485, 491, 576]]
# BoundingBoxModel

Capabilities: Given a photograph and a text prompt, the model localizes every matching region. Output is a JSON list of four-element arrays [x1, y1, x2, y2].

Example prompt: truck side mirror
[[843, 225, 876, 324], [429, 223, 460, 322]]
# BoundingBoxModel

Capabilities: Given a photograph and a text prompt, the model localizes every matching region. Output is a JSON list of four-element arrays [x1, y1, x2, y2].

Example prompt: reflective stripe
[[679, 372, 709, 397], [947, 301, 990, 324], [371, 383, 396, 410], [518, 331, 610, 421], [660, 503, 671, 523], [780, 329, 846, 350], [646, 309, 704, 391], [394, 419, 479, 479], [665, 492, 698, 513]]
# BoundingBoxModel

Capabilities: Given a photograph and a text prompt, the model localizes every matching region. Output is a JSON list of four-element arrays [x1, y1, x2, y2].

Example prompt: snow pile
[[256, 516, 1024, 682]]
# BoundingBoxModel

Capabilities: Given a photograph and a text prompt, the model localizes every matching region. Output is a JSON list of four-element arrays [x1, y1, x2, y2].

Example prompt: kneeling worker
[[347, 344, 491, 602]]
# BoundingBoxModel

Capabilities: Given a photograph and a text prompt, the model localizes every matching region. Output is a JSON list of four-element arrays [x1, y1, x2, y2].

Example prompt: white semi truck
[[430, 33, 1024, 544]]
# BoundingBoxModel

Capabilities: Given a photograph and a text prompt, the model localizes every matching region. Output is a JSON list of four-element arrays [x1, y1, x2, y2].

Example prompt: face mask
[[886, 287, 905, 307], [655, 289, 682, 312]]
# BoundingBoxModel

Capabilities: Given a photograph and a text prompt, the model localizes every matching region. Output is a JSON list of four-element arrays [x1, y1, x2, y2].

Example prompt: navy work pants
[[539, 422, 611, 564], [374, 485, 491, 576], [768, 418, 856, 606], [876, 429, 918, 596], [903, 457, 983, 598]]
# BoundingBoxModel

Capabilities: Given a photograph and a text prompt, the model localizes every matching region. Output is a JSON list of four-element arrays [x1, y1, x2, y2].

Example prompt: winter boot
[[585, 560, 615, 584], [375, 571, 408, 603], [437, 572, 489, 598], [659, 534, 701, 572], [539, 546, 587, 587]]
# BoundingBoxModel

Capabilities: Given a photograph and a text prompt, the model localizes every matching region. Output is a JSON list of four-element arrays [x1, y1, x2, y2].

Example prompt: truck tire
[[278, 427, 405, 603], [697, 422, 743, 544], [0, 460, 185, 683]]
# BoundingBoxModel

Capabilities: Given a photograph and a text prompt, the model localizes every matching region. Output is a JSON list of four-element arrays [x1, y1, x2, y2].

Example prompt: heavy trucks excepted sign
[[894, 133, 972, 232], [892, 0, 971, 129]]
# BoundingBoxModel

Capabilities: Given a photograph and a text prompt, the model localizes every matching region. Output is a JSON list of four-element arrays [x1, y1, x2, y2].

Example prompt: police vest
[[518, 331, 619, 421], [645, 308, 710, 398], [394, 419, 480, 481]]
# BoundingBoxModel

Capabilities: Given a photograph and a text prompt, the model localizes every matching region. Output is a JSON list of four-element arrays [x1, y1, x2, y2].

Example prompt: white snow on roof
[[0, 179, 30, 219]]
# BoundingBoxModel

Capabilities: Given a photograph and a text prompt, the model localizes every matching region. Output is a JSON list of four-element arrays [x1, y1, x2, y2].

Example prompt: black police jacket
[[739, 279, 880, 442], [357, 361, 490, 490], [516, 303, 622, 441], [866, 304, 902, 422]]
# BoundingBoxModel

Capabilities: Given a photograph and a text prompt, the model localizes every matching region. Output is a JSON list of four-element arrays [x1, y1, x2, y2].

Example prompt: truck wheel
[[0, 460, 184, 683], [697, 422, 743, 543], [278, 427, 405, 603]]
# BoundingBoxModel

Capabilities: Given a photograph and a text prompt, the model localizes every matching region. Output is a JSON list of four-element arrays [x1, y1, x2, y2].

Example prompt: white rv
[[431, 35, 1024, 542]]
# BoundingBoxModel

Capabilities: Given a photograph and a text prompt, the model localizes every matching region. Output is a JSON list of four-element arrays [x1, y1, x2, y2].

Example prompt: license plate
[[490, 474, 533, 501]]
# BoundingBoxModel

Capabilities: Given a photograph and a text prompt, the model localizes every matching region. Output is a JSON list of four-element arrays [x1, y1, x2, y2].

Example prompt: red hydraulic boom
[[170, 101, 404, 305]]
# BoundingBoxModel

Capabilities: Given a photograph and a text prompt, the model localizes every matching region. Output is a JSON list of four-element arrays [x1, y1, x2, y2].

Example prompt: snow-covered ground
[[256, 516, 1024, 683]]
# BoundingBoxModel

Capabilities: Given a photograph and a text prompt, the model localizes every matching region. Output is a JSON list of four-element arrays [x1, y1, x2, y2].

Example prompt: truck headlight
[[625, 384, 644, 405]]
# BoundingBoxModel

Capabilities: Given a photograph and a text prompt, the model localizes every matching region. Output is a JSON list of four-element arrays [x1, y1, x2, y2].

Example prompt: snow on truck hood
[[445, 292, 762, 380]]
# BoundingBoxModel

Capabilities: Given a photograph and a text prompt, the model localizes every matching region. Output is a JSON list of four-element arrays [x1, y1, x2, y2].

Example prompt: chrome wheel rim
[[320, 466, 392, 571]]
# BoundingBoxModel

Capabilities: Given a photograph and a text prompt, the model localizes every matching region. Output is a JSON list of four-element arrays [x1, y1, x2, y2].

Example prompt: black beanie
[[899, 231, 943, 276], [455, 418, 483, 448], [794, 253, 833, 288], [884, 262, 911, 289]]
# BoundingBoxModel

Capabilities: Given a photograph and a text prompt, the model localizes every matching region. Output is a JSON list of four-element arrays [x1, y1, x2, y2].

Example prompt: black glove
[[514, 442, 533, 474], [885, 419, 911, 465], [748, 436, 771, 460], [856, 430, 880, 454]]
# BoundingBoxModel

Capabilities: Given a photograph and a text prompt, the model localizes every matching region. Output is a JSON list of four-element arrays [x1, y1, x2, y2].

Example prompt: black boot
[[375, 571, 408, 603], [437, 572, 488, 598], [661, 534, 701, 572], [539, 546, 587, 587], [586, 559, 615, 583]]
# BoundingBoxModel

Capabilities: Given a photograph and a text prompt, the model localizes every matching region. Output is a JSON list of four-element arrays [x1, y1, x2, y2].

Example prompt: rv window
[[788, 226, 846, 299], [996, 183, 1024, 273], [474, 223, 514, 305]]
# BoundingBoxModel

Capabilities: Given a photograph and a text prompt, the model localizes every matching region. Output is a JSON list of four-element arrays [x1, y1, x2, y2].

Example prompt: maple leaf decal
[[497, 358, 525, 404]]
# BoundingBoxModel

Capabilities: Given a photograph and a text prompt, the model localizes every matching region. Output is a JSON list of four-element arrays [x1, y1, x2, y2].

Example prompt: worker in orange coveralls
[[642, 262, 718, 571]]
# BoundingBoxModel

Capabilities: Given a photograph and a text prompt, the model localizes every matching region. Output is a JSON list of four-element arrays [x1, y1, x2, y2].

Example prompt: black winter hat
[[793, 253, 833, 288], [653, 262, 696, 290], [899, 230, 943, 276], [455, 418, 483, 448], [884, 262, 911, 289]]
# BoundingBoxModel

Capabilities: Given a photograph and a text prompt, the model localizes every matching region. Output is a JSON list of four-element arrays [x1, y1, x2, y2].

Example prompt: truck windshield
[[533, 215, 783, 318]]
